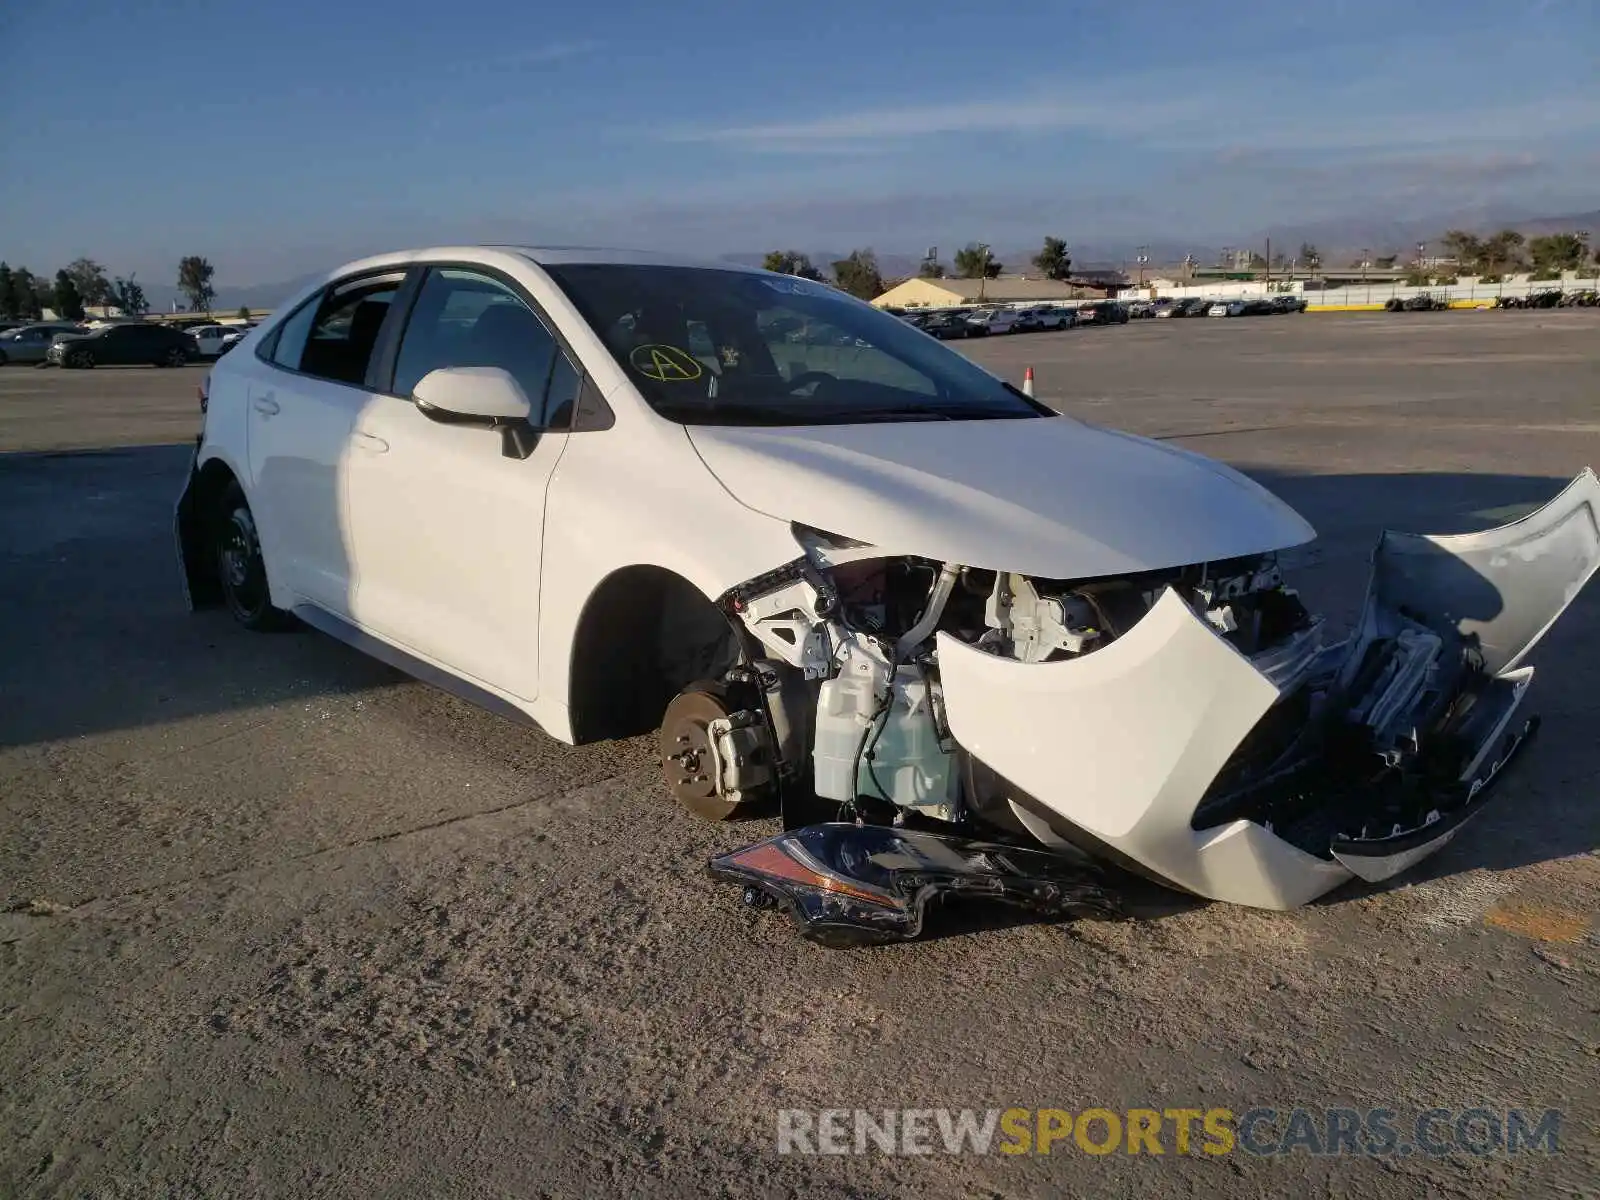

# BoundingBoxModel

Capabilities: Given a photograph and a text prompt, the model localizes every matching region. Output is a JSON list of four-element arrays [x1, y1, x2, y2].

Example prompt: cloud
[[663, 77, 1600, 157], [499, 39, 602, 67], [664, 92, 1190, 150]]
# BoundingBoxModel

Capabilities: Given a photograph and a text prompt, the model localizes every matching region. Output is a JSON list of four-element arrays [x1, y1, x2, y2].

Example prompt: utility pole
[[1265, 236, 1271, 287], [977, 243, 991, 303], [1135, 245, 1149, 288]]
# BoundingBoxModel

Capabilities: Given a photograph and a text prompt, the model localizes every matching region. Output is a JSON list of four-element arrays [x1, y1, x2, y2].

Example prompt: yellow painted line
[[1484, 900, 1591, 943]]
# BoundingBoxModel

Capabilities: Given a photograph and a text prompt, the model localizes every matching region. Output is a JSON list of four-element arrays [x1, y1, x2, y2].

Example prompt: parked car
[[1032, 306, 1075, 330], [1208, 301, 1234, 317], [918, 311, 971, 339], [48, 321, 199, 368], [964, 307, 1023, 336], [1126, 300, 1156, 319], [218, 325, 256, 355], [1076, 300, 1129, 326], [185, 324, 243, 358], [1270, 295, 1308, 314], [175, 244, 1597, 940], [0, 322, 86, 365]]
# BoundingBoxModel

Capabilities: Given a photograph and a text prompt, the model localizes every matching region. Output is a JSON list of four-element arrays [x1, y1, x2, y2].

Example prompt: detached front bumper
[[936, 470, 1600, 909]]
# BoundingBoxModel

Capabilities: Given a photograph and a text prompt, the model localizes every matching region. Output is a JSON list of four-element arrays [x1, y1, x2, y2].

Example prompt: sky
[[2, 0, 1597, 287]]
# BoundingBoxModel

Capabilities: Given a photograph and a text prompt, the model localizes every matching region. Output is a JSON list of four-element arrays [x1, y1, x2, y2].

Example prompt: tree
[[1299, 243, 1321, 271], [917, 258, 945, 279], [65, 258, 113, 312], [1440, 229, 1484, 272], [9, 267, 44, 319], [111, 275, 149, 316], [53, 270, 85, 320], [1528, 232, 1588, 275], [177, 255, 216, 313], [1031, 236, 1072, 281], [1482, 229, 1526, 276], [953, 243, 1002, 279], [1374, 254, 1399, 269], [0, 263, 17, 319], [830, 249, 883, 300], [761, 250, 823, 280], [237, 305, 251, 322]]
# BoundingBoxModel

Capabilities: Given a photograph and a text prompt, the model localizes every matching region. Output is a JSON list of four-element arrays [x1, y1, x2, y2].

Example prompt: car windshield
[[543, 264, 1044, 426]]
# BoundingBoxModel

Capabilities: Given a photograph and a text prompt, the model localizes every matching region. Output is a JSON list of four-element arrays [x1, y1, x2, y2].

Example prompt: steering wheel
[[784, 370, 837, 395]]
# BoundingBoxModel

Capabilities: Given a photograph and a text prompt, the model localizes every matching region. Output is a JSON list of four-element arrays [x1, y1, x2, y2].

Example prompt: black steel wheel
[[214, 483, 293, 631]]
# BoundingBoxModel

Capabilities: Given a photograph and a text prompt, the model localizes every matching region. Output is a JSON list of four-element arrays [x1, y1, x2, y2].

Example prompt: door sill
[[291, 603, 540, 730]]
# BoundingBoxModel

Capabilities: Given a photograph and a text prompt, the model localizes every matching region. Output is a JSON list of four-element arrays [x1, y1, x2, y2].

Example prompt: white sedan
[[186, 324, 243, 358], [175, 245, 1597, 941]]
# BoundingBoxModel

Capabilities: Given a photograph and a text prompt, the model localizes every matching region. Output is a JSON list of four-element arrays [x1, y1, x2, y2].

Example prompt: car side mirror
[[412, 366, 542, 460]]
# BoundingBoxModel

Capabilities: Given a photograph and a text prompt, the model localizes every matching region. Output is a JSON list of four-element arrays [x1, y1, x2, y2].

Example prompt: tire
[[161, 347, 187, 368], [0, 349, 8, 366], [213, 483, 295, 631], [71, 350, 94, 368]]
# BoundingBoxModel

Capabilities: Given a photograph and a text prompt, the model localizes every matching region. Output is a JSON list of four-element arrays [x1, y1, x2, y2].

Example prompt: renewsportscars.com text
[[776, 1106, 1561, 1158]]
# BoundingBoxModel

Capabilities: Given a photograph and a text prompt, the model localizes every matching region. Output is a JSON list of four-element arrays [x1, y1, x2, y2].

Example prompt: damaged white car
[[177, 246, 1600, 943]]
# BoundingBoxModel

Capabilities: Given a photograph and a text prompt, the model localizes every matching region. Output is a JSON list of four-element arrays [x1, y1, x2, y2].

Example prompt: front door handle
[[353, 431, 389, 453], [252, 395, 280, 416]]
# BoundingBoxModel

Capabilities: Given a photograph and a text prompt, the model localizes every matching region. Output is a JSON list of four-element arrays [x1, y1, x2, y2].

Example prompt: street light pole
[[978, 243, 991, 303], [1136, 245, 1149, 289]]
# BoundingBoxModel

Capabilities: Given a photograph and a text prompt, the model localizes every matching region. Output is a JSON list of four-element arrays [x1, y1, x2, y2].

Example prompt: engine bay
[[669, 465, 1600, 938], [664, 522, 1420, 853]]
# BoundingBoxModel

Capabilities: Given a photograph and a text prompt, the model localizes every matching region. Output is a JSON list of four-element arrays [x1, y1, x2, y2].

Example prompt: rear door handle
[[252, 395, 280, 416], [353, 431, 389, 453]]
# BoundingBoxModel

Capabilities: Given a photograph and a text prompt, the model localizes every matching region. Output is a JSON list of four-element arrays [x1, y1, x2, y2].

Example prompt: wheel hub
[[659, 686, 769, 821]]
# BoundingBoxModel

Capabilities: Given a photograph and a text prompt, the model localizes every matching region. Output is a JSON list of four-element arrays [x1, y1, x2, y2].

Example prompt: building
[[871, 275, 1112, 308]]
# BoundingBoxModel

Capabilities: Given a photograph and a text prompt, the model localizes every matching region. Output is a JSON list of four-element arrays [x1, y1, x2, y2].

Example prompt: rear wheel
[[214, 484, 294, 631], [71, 349, 94, 368], [161, 347, 187, 367]]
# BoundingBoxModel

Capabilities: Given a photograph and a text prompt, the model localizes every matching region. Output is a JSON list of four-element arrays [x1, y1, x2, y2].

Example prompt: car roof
[[327, 244, 767, 280]]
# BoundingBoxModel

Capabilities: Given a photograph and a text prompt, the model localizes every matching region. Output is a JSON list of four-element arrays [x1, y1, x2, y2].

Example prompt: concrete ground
[[2, 313, 1597, 1198]]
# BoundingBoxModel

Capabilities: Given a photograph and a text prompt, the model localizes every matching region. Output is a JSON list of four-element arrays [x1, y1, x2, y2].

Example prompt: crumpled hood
[[687, 416, 1315, 578]]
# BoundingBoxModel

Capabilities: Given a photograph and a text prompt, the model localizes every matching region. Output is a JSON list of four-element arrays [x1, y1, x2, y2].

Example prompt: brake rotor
[[660, 686, 744, 820]]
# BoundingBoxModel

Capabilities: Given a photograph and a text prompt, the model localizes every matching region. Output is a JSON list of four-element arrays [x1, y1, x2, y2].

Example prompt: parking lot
[[3, 311, 1598, 1197]]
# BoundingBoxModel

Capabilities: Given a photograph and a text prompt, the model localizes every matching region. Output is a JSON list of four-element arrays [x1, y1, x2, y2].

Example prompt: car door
[[342, 265, 578, 701], [92, 326, 130, 364], [246, 269, 407, 614]]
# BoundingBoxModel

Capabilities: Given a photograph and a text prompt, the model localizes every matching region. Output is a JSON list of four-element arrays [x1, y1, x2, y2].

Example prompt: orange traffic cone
[[1022, 366, 1035, 397]]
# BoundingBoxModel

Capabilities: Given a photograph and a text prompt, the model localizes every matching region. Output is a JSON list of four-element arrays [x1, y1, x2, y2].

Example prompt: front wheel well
[[567, 566, 742, 744], [177, 456, 241, 608]]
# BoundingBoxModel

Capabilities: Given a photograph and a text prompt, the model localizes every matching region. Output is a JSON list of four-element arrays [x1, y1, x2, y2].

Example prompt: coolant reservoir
[[812, 651, 956, 816], [812, 651, 883, 803], [860, 670, 957, 818]]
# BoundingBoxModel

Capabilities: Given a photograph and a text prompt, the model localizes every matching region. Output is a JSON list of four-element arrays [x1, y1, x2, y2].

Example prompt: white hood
[[686, 416, 1315, 578]]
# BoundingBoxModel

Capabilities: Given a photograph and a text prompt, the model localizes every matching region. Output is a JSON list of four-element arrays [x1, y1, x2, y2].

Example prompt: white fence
[[1122, 273, 1600, 309]]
